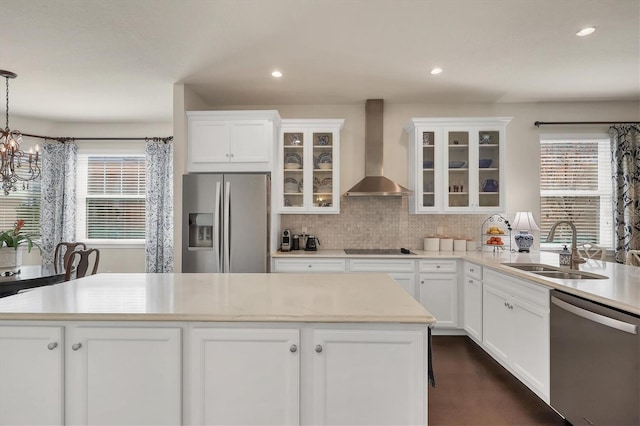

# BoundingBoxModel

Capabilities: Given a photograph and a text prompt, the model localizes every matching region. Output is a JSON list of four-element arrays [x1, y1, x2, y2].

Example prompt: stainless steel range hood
[[345, 99, 412, 197]]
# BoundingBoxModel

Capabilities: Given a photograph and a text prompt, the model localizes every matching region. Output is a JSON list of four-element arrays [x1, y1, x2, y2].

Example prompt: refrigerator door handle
[[223, 180, 231, 272], [213, 181, 222, 272]]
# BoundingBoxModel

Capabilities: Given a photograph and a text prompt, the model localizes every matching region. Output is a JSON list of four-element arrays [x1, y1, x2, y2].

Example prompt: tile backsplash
[[280, 197, 489, 250]]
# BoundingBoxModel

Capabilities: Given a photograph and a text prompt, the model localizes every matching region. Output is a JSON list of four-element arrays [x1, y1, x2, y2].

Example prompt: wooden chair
[[64, 248, 100, 281], [626, 250, 640, 267], [54, 242, 87, 274], [575, 242, 606, 261]]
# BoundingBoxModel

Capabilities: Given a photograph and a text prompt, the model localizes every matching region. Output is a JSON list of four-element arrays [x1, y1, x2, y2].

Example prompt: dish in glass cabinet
[[317, 152, 332, 165], [479, 134, 491, 144], [284, 177, 297, 184], [316, 135, 330, 145], [449, 161, 467, 168], [287, 134, 302, 146], [285, 152, 302, 168]]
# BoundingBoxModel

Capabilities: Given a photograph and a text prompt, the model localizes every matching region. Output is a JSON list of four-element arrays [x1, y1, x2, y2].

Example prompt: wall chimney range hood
[[345, 99, 412, 197]]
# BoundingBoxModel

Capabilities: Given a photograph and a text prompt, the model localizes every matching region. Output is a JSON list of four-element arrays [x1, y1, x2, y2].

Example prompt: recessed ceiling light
[[430, 68, 443, 75], [271, 70, 283, 78], [576, 27, 596, 36]]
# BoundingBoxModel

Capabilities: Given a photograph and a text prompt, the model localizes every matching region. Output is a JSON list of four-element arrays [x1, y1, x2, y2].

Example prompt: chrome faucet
[[546, 221, 586, 270]]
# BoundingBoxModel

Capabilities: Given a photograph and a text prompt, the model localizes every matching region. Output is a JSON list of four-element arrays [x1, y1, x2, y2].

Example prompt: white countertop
[[275, 249, 640, 315], [0, 272, 435, 324]]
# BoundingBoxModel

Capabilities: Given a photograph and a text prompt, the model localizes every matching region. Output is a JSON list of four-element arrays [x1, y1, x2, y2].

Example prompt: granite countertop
[[0, 272, 435, 324], [275, 249, 640, 315]]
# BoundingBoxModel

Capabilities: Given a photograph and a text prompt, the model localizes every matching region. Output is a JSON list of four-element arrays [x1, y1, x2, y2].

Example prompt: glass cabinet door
[[282, 131, 305, 209], [421, 130, 436, 208], [446, 130, 470, 208], [311, 131, 335, 211], [477, 129, 501, 207]]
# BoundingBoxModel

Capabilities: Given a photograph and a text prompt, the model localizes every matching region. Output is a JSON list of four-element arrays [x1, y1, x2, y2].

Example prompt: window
[[539, 135, 612, 249], [0, 181, 41, 239], [76, 142, 146, 244]]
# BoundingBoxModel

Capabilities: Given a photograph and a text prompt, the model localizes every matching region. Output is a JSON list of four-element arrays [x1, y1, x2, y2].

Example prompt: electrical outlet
[[437, 226, 444, 235], [302, 226, 307, 234]]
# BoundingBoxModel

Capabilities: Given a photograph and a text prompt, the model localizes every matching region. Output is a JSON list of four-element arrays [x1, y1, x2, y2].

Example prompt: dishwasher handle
[[552, 296, 638, 335]]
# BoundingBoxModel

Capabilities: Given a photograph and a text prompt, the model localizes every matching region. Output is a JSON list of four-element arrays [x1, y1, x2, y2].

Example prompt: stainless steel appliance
[[281, 229, 291, 252], [551, 290, 639, 425], [292, 234, 300, 250], [305, 235, 319, 251], [182, 173, 270, 273]]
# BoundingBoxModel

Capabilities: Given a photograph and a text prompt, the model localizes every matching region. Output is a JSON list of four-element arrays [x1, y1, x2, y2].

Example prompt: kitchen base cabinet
[[65, 325, 182, 425], [348, 259, 418, 299], [463, 262, 483, 342], [273, 258, 346, 273], [482, 270, 550, 402], [310, 329, 426, 426], [0, 326, 63, 426], [188, 327, 300, 425], [418, 260, 458, 329], [0, 324, 182, 426]]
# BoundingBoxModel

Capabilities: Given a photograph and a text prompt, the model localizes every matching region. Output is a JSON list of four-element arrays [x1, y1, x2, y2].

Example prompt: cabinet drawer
[[348, 259, 416, 273], [465, 262, 483, 281], [419, 260, 457, 273], [273, 259, 346, 273], [484, 269, 550, 309]]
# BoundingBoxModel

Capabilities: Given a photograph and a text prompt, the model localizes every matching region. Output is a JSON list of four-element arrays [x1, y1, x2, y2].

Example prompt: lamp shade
[[511, 212, 540, 231]]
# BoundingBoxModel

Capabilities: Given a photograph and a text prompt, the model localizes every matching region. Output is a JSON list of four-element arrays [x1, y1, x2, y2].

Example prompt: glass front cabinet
[[277, 119, 344, 214], [405, 117, 512, 213]]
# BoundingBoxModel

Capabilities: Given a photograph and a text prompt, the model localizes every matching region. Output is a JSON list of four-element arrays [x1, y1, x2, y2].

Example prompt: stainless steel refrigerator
[[182, 173, 270, 273]]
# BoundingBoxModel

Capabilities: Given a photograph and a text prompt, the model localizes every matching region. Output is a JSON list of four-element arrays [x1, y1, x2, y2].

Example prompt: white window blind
[[540, 136, 612, 248], [0, 182, 41, 238], [76, 146, 146, 243]]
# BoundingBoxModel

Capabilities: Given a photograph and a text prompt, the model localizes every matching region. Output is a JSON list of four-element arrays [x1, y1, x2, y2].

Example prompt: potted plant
[[0, 220, 40, 272]]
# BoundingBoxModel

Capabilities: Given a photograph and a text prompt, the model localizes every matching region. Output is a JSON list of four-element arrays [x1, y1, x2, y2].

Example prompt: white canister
[[454, 239, 467, 251], [466, 240, 477, 251], [439, 238, 453, 251], [424, 237, 440, 251]]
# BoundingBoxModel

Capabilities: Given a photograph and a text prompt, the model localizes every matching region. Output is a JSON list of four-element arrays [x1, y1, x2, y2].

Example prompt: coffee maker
[[281, 229, 291, 252], [305, 235, 319, 251]]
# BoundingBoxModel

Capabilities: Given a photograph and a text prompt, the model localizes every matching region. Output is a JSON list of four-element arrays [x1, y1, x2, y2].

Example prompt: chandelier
[[0, 70, 40, 195]]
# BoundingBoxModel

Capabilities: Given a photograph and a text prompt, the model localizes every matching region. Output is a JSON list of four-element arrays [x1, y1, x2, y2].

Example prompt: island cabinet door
[[0, 325, 64, 426], [310, 329, 426, 426], [188, 328, 300, 426], [65, 326, 182, 426]]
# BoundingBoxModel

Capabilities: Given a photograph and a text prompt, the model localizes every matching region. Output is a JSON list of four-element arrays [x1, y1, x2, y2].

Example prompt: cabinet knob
[[226, 153, 229, 157], [469, 279, 473, 284], [470, 268, 475, 272], [308, 265, 312, 268], [421, 280, 425, 284], [72, 343, 82, 351], [47, 342, 58, 350], [290, 344, 297, 353], [436, 265, 441, 269], [315, 344, 323, 353]]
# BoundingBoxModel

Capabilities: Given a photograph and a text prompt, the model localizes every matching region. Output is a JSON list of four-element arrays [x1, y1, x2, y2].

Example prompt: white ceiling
[[1, 0, 638, 123]]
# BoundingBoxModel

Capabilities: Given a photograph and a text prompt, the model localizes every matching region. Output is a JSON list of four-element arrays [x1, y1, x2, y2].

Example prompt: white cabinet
[[66, 326, 182, 425], [311, 329, 426, 426], [278, 119, 344, 214], [463, 262, 483, 342], [405, 117, 512, 213], [0, 324, 182, 426], [418, 260, 458, 328], [187, 110, 281, 172], [273, 258, 346, 273], [189, 328, 300, 425], [0, 326, 63, 426], [348, 259, 418, 299], [482, 269, 550, 402]]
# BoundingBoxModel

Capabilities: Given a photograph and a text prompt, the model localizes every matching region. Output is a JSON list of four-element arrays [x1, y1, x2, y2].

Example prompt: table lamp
[[511, 212, 540, 252]]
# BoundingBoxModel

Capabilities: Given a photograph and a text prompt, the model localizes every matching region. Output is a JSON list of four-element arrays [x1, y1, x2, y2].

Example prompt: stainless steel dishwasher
[[551, 290, 640, 425]]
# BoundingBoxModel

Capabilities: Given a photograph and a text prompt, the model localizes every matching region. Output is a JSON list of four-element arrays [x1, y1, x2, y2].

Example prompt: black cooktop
[[343, 248, 415, 255]]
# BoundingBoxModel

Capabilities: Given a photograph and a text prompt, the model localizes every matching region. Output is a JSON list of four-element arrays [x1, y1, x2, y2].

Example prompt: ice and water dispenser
[[188, 213, 213, 248]]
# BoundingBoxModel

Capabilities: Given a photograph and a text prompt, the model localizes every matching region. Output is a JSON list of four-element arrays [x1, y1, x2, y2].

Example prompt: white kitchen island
[[0, 272, 435, 426]]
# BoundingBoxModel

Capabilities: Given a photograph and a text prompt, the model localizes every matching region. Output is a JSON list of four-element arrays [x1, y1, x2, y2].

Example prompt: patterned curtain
[[145, 139, 174, 272], [610, 124, 640, 263], [40, 142, 78, 265]]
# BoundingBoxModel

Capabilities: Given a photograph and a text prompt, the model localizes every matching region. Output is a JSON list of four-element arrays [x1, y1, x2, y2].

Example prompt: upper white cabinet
[[277, 119, 344, 214], [187, 110, 281, 172], [405, 117, 512, 213]]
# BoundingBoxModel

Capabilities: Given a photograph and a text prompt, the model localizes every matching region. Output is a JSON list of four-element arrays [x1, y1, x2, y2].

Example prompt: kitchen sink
[[501, 263, 607, 280]]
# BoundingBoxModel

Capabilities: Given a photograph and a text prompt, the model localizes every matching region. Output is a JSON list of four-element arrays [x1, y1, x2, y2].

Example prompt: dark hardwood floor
[[429, 336, 567, 426]]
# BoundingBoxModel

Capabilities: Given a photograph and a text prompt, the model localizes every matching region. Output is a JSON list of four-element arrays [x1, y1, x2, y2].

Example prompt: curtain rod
[[21, 132, 173, 144], [534, 121, 640, 127]]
